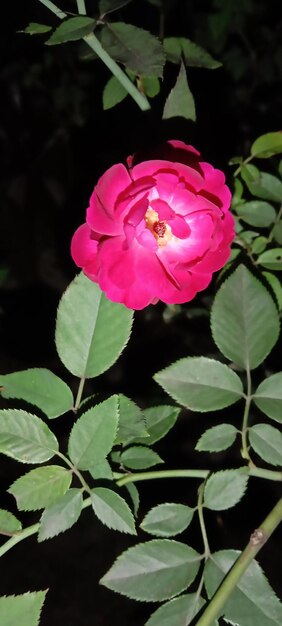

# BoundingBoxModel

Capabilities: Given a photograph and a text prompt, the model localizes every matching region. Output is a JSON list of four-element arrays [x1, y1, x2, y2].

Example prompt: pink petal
[[87, 163, 131, 235], [71, 223, 98, 267], [132, 161, 204, 192]]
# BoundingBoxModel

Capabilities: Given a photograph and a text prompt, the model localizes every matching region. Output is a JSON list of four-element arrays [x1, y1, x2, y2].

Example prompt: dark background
[[0, 1, 281, 624]]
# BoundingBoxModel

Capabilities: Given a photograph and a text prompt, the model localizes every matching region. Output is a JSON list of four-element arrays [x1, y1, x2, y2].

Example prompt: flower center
[[145, 208, 172, 247]]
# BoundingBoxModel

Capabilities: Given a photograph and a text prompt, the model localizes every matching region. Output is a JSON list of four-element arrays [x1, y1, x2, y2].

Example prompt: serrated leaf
[[55, 273, 133, 379], [204, 470, 248, 510], [89, 459, 113, 480], [249, 424, 282, 466], [196, 424, 238, 453], [0, 509, 22, 535], [154, 357, 243, 412], [254, 373, 282, 423], [100, 540, 201, 601], [103, 76, 128, 110], [251, 132, 282, 159], [46, 17, 96, 46], [0, 409, 58, 464], [120, 446, 163, 469], [257, 248, 282, 271], [141, 503, 194, 537], [91, 487, 136, 534], [263, 272, 282, 310], [99, 0, 132, 15], [0, 591, 47, 626], [211, 265, 280, 370], [9, 465, 72, 511], [146, 593, 218, 626], [23, 22, 52, 35], [0, 369, 73, 419], [38, 489, 83, 542], [204, 550, 282, 625], [134, 405, 180, 445], [164, 37, 221, 69], [101, 22, 165, 76], [115, 395, 148, 445], [125, 483, 139, 516], [163, 62, 196, 121], [68, 396, 118, 470], [236, 201, 276, 227]]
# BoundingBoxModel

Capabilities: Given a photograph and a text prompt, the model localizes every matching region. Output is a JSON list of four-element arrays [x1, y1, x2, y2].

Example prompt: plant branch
[[115, 469, 210, 487], [197, 482, 210, 558], [38, 0, 66, 18], [74, 377, 85, 411], [194, 497, 282, 626], [76, 0, 86, 15], [56, 451, 92, 494]]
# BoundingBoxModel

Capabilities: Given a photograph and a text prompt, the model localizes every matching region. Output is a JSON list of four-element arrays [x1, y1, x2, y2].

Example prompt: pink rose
[[71, 140, 234, 310]]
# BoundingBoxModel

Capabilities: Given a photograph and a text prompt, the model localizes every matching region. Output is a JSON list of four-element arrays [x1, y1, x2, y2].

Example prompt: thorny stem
[[197, 482, 210, 558]]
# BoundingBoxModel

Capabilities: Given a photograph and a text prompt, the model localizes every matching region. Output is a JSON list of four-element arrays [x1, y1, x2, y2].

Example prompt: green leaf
[[254, 373, 282, 423], [204, 550, 282, 625], [23, 22, 52, 35], [163, 62, 196, 121], [236, 201, 276, 227], [125, 483, 139, 516], [263, 272, 282, 310], [134, 405, 180, 446], [164, 37, 221, 69], [252, 236, 268, 254], [141, 503, 194, 537], [99, 0, 132, 16], [101, 22, 165, 76], [38, 489, 83, 542], [154, 357, 243, 412], [120, 446, 163, 469], [279, 159, 282, 178], [103, 76, 128, 110], [257, 248, 282, 270], [68, 396, 118, 470], [89, 459, 113, 480], [196, 424, 238, 453], [273, 221, 282, 244], [46, 17, 96, 46], [204, 470, 248, 510], [249, 424, 282, 466], [211, 265, 280, 370], [91, 487, 136, 534], [0, 591, 47, 626], [251, 132, 282, 159], [244, 171, 282, 203], [9, 465, 72, 511], [100, 540, 201, 602], [0, 369, 73, 419], [55, 273, 133, 378], [115, 395, 148, 445], [142, 76, 160, 98], [146, 593, 218, 626], [0, 409, 58, 464], [0, 509, 22, 535]]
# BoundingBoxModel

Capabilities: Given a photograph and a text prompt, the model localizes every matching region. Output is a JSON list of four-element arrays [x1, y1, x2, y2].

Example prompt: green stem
[[74, 377, 85, 411], [197, 482, 210, 558], [56, 451, 91, 494], [249, 466, 282, 481], [38, 0, 150, 111], [241, 365, 252, 462], [194, 497, 282, 626], [116, 469, 209, 487], [233, 154, 254, 177], [76, 0, 86, 14]]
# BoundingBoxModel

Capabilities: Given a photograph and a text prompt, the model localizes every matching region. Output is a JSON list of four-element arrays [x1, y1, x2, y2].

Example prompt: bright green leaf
[[91, 487, 136, 534], [146, 593, 218, 626], [254, 372, 282, 423], [249, 424, 282, 466], [0, 509, 22, 535], [9, 465, 72, 511], [115, 395, 148, 445], [257, 248, 282, 270], [154, 357, 243, 412], [38, 489, 83, 542], [103, 76, 128, 110], [23, 23, 52, 35], [0, 591, 47, 626], [251, 132, 282, 159], [243, 171, 282, 203], [164, 37, 221, 69], [263, 272, 282, 310], [163, 62, 196, 121], [204, 470, 248, 510], [99, 0, 132, 16], [120, 446, 163, 469], [196, 424, 237, 453], [55, 273, 133, 378], [68, 396, 118, 470], [141, 503, 194, 537], [204, 550, 282, 625], [134, 405, 180, 446], [89, 459, 113, 480], [46, 17, 96, 46], [241, 163, 260, 185], [101, 22, 165, 76], [236, 201, 276, 227], [0, 409, 58, 464], [100, 539, 201, 601], [0, 369, 73, 419], [211, 265, 280, 370]]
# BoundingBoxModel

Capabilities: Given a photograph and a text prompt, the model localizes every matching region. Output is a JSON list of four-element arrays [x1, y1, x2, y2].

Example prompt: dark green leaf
[[146, 593, 218, 626], [91, 487, 136, 534], [0, 368, 73, 419], [141, 503, 194, 537], [154, 357, 243, 412], [142, 76, 160, 98], [100, 540, 201, 601], [249, 424, 282, 466], [163, 62, 196, 121], [164, 37, 221, 69], [252, 236, 268, 254], [254, 372, 282, 423], [257, 248, 282, 270], [23, 23, 52, 35], [101, 22, 165, 76], [120, 446, 163, 469], [0, 409, 58, 464], [0, 591, 47, 626], [263, 272, 282, 310], [134, 405, 180, 446], [103, 76, 128, 110], [211, 265, 280, 369], [204, 470, 248, 510], [273, 221, 282, 244], [9, 465, 72, 511], [46, 17, 96, 46], [115, 395, 148, 445], [236, 201, 276, 227], [0, 509, 22, 535], [38, 489, 83, 542], [99, 0, 132, 16], [251, 132, 282, 159], [243, 171, 282, 203], [196, 424, 237, 453], [125, 483, 139, 516]]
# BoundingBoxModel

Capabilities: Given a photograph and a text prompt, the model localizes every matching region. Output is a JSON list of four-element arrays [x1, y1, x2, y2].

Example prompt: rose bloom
[[71, 140, 234, 310]]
